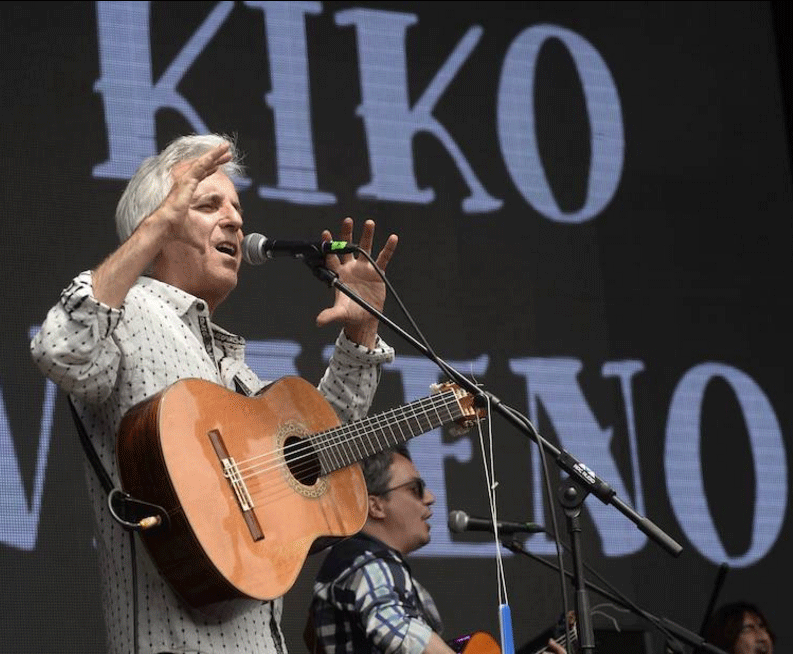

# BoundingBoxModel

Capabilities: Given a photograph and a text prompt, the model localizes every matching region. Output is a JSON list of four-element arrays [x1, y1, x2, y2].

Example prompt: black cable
[[130, 531, 139, 654], [342, 248, 574, 651], [498, 402, 572, 653], [502, 536, 700, 651], [351, 247, 442, 365]]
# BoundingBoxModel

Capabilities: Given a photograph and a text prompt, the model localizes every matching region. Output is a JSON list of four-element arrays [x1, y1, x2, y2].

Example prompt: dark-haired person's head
[[360, 446, 435, 555], [704, 602, 774, 654]]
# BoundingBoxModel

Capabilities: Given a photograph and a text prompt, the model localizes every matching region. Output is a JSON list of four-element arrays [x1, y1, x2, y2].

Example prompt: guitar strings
[[232, 390, 455, 471], [234, 391, 458, 479], [541, 630, 574, 654], [238, 393, 460, 503], [225, 391, 465, 502], [528, 613, 578, 654], [240, 393, 460, 504]]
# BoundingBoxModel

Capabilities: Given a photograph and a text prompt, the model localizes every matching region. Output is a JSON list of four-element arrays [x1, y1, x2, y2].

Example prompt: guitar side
[[117, 377, 369, 607], [449, 632, 502, 654]]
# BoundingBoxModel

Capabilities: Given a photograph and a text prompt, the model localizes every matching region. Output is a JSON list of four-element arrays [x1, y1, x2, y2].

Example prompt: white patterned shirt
[[30, 271, 394, 654]]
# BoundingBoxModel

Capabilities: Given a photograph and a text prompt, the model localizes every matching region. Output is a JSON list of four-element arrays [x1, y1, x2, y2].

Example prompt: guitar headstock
[[430, 382, 487, 435]]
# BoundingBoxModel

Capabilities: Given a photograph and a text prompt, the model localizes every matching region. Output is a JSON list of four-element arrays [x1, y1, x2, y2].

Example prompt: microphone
[[242, 232, 358, 265], [448, 510, 545, 536]]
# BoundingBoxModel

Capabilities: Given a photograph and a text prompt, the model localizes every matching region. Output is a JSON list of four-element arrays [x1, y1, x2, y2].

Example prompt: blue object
[[499, 604, 515, 654]]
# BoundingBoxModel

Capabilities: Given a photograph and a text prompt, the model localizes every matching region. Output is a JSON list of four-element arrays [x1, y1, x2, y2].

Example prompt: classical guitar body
[[117, 377, 369, 607], [117, 376, 480, 608]]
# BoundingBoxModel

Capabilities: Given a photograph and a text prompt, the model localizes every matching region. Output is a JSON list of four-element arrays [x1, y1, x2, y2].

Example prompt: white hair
[[114, 133, 244, 242]]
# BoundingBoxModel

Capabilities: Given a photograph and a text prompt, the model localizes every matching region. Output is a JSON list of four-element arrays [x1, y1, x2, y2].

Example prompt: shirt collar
[[138, 275, 204, 316], [138, 276, 246, 346]]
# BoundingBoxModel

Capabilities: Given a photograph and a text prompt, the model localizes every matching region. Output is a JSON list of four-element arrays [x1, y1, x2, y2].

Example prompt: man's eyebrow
[[193, 192, 243, 215], [193, 191, 220, 203]]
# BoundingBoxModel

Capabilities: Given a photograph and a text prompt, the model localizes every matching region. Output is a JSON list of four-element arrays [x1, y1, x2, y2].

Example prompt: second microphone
[[448, 510, 545, 536]]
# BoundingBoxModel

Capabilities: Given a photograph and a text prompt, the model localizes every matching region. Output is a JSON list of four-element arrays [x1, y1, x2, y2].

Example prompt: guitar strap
[[67, 395, 168, 531], [67, 372, 254, 527], [68, 395, 113, 494], [67, 374, 253, 530], [67, 396, 151, 653], [234, 376, 253, 396]]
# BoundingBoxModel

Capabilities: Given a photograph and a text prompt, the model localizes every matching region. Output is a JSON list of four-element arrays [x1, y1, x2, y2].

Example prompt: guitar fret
[[363, 417, 378, 458], [371, 409, 397, 452], [353, 423, 367, 460], [405, 401, 424, 438], [393, 407, 409, 442], [429, 398, 444, 432], [432, 405, 451, 425], [367, 414, 387, 455], [373, 411, 394, 452], [314, 435, 332, 475], [424, 398, 445, 430], [388, 407, 407, 445], [390, 407, 406, 443], [330, 427, 345, 470], [342, 423, 357, 465], [377, 408, 397, 447], [412, 398, 436, 433], [318, 391, 467, 474]]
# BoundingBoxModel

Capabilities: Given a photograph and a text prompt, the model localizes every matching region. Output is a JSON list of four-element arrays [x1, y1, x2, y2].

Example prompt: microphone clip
[[304, 255, 339, 286]]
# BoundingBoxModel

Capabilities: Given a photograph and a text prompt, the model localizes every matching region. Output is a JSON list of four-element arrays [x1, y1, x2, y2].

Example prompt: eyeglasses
[[378, 478, 427, 500]]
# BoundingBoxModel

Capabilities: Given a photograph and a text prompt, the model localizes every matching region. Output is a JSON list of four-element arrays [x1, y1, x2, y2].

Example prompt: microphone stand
[[501, 538, 729, 654], [303, 257, 684, 654]]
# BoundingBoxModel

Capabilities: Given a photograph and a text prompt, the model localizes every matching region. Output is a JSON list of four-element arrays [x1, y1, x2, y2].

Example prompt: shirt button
[[196, 301, 206, 312]]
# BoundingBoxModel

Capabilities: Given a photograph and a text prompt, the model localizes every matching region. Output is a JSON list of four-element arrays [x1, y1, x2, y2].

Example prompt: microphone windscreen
[[447, 510, 468, 533], [242, 233, 267, 265]]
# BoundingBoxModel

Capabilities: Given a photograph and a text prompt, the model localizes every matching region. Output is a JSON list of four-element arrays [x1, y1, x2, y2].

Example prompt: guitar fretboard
[[312, 390, 463, 474]]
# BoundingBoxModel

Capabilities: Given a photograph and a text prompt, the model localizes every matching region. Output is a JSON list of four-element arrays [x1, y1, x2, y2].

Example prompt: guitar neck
[[527, 613, 577, 654], [313, 390, 464, 474]]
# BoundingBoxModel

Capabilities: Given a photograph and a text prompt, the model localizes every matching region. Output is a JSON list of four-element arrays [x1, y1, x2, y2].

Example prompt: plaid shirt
[[309, 533, 443, 654]]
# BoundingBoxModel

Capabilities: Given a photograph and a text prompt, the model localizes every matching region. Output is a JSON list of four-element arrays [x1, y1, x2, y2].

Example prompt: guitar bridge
[[208, 429, 264, 541], [221, 456, 254, 511]]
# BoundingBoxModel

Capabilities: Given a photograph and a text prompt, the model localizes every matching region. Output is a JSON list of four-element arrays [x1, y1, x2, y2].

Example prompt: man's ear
[[368, 493, 387, 520]]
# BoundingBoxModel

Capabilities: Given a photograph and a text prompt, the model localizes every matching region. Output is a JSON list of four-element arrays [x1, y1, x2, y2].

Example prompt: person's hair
[[360, 445, 412, 496], [703, 601, 775, 652], [115, 133, 244, 243]]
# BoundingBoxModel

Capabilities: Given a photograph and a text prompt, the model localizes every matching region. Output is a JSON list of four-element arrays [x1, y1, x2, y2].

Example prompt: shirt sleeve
[[30, 270, 124, 404], [346, 556, 433, 654], [318, 330, 395, 423]]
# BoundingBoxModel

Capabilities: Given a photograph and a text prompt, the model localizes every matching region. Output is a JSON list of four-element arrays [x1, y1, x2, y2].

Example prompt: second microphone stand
[[303, 255, 684, 654]]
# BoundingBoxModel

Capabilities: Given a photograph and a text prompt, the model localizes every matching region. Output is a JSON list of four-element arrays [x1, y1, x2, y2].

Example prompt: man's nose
[[221, 203, 243, 229]]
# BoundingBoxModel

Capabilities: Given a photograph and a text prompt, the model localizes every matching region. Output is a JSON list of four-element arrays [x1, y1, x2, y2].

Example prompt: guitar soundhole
[[284, 436, 321, 486]]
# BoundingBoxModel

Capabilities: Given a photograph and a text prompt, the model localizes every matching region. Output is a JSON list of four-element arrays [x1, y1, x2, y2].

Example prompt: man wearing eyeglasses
[[306, 445, 456, 654]]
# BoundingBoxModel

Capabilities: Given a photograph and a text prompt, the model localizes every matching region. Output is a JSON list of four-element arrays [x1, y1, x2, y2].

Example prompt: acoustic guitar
[[116, 376, 482, 608], [518, 611, 578, 654], [449, 631, 502, 654], [450, 612, 577, 654]]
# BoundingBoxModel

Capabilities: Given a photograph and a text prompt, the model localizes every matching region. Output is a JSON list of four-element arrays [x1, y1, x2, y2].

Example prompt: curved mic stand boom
[[302, 255, 684, 654], [500, 538, 729, 654]]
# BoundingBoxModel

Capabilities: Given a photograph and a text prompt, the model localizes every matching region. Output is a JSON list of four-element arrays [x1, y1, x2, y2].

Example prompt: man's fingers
[[327, 217, 397, 270], [357, 219, 375, 253], [336, 218, 355, 264], [339, 217, 354, 242], [375, 233, 398, 271], [195, 142, 231, 177]]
